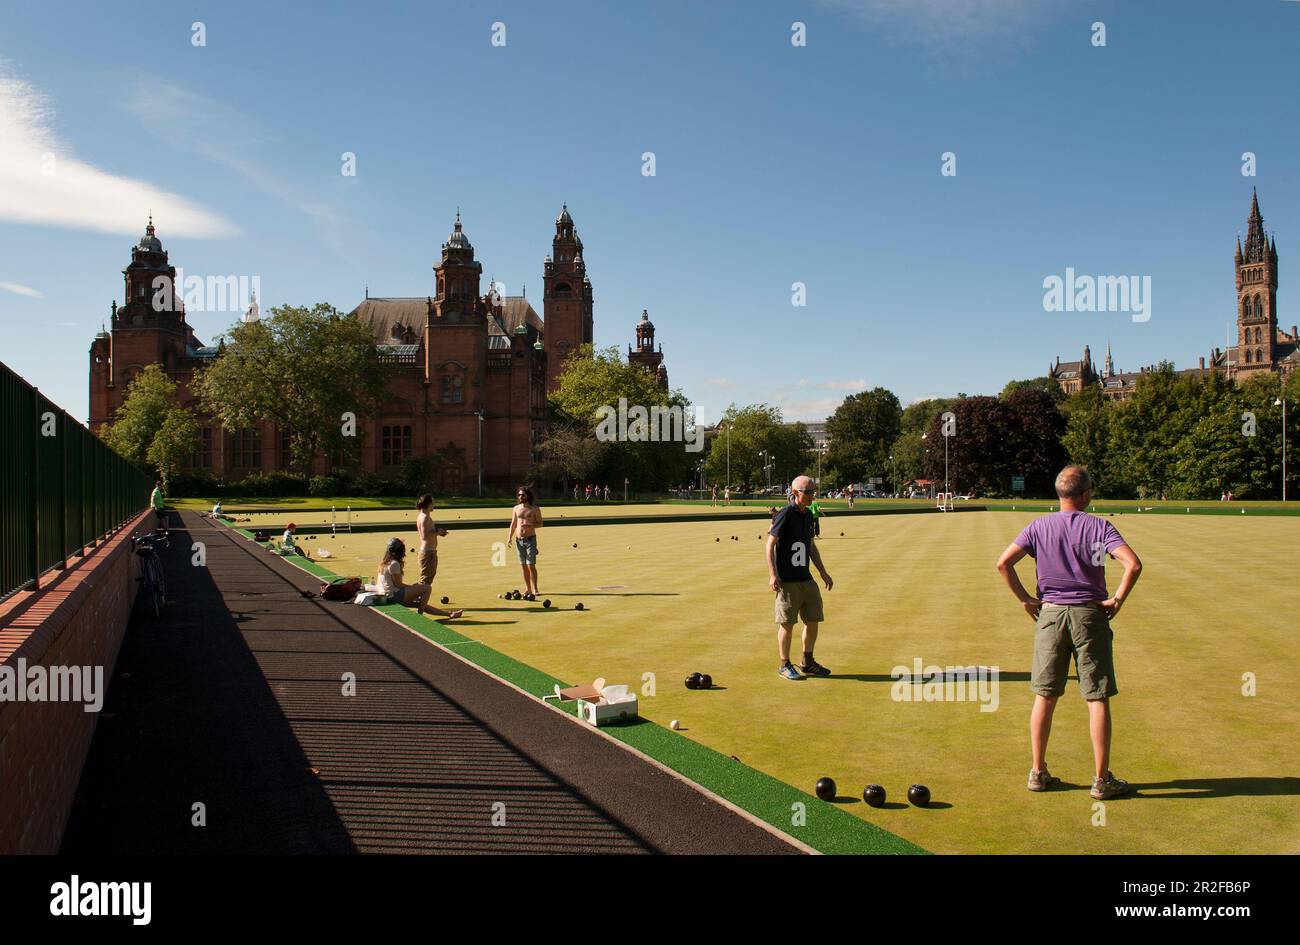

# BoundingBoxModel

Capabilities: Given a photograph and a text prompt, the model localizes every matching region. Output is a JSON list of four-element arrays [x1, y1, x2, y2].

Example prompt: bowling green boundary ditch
[[217, 516, 928, 855]]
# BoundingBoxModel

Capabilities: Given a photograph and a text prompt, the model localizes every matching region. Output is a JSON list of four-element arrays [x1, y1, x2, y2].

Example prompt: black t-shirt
[[769, 503, 815, 583]]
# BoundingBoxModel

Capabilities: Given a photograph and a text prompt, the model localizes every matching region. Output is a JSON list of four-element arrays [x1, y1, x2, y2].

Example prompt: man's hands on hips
[[1022, 597, 1042, 620], [1100, 597, 1123, 619]]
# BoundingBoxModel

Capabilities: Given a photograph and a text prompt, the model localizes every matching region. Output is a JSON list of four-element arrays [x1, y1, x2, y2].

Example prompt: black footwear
[[799, 659, 831, 677]]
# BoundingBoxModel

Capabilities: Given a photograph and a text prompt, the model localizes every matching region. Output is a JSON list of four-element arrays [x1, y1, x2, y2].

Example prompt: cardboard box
[[577, 692, 639, 726]]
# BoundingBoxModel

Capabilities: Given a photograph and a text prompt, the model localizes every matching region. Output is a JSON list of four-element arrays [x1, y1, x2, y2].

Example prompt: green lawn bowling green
[[244, 510, 1300, 855]]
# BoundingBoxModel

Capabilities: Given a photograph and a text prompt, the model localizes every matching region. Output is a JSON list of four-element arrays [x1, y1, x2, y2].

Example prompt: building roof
[[498, 296, 543, 335], [350, 297, 430, 342]]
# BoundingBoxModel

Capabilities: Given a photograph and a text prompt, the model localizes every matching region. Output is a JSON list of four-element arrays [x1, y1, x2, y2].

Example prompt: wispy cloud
[[704, 377, 735, 388], [0, 65, 236, 238], [821, 0, 1059, 47], [124, 78, 344, 234], [1, 281, 43, 298], [821, 379, 868, 391]]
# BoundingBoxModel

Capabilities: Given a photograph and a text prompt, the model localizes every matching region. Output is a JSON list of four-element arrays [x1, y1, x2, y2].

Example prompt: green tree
[[102, 364, 179, 465], [102, 364, 201, 487], [704, 404, 809, 491], [824, 387, 902, 487], [889, 398, 951, 489], [192, 303, 390, 475], [1061, 385, 1126, 496], [146, 408, 202, 487], [923, 396, 1017, 496], [547, 345, 696, 490], [1001, 376, 1066, 405]]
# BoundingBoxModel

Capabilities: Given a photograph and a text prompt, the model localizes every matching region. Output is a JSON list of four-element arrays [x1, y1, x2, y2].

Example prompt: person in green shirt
[[150, 481, 166, 529], [809, 496, 824, 536]]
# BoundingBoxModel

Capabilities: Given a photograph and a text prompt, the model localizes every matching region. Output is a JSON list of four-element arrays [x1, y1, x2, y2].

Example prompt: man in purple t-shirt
[[996, 465, 1143, 801]]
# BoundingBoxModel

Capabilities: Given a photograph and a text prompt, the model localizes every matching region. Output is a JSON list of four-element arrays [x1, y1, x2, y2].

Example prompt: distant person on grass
[[277, 522, 308, 557], [767, 475, 834, 681], [415, 494, 449, 587], [995, 464, 1143, 800], [507, 486, 543, 600], [151, 480, 166, 529], [377, 538, 461, 619]]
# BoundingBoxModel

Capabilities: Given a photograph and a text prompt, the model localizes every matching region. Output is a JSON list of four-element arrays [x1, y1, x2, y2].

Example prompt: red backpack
[[320, 577, 363, 601]]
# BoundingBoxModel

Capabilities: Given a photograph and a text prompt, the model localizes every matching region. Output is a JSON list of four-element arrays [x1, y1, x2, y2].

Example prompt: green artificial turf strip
[[221, 519, 924, 854]]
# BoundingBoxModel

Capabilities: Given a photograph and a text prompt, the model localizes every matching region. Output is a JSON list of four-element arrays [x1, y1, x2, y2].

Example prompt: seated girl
[[376, 538, 462, 619]]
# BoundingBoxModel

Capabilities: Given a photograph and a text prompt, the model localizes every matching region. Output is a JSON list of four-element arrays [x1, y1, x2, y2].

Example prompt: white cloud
[[776, 397, 841, 422], [820, 379, 868, 391], [0, 66, 236, 238], [1, 281, 42, 298], [704, 377, 735, 388]]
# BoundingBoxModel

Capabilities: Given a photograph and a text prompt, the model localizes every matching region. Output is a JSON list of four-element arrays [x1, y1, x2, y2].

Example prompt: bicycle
[[132, 529, 170, 618]]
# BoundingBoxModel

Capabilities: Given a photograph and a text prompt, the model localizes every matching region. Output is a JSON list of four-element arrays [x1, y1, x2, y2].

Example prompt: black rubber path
[[61, 511, 800, 855]]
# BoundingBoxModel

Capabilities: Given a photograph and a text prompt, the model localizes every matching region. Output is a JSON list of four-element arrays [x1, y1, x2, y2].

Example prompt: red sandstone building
[[89, 207, 669, 492], [1050, 191, 1299, 400]]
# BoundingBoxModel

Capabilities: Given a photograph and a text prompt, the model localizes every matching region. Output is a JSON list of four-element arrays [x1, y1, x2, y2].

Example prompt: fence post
[[29, 383, 40, 591]]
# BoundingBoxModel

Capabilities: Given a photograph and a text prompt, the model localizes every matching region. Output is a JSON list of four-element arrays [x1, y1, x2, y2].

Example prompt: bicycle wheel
[[147, 556, 165, 617]]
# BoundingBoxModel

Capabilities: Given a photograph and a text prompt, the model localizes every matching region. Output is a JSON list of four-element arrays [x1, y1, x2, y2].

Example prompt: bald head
[[1055, 465, 1093, 509], [790, 475, 815, 508]]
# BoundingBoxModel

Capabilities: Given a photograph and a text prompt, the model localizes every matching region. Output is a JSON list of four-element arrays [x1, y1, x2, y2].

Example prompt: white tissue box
[[577, 691, 639, 726]]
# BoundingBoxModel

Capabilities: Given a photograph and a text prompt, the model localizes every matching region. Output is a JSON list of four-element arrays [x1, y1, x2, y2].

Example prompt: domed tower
[[90, 217, 195, 430], [116, 216, 185, 330], [543, 204, 594, 390], [1235, 188, 1279, 376], [627, 309, 668, 389], [427, 210, 487, 415], [433, 210, 483, 320]]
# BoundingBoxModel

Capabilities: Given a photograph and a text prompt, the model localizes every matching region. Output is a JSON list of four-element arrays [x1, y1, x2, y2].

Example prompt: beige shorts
[[775, 580, 824, 625], [419, 549, 438, 585]]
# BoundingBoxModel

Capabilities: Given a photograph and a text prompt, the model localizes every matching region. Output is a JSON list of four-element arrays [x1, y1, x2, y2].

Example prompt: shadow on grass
[[829, 672, 1060, 684], [1131, 776, 1300, 799]]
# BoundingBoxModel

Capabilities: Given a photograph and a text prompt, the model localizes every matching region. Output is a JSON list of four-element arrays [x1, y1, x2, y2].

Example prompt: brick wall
[[0, 510, 148, 853]]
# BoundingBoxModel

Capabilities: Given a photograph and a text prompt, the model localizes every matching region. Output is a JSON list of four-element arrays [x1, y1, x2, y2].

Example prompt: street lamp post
[[476, 407, 485, 497], [1276, 396, 1289, 502], [725, 422, 731, 493]]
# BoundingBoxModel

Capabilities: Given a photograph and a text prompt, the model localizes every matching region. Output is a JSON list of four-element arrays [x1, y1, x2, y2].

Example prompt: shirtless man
[[506, 485, 543, 600], [415, 494, 448, 586]]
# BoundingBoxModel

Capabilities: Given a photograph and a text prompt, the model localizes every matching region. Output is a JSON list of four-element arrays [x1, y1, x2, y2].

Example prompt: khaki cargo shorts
[[419, 549, 438, 585], [1031, 603, 1118, 700], [775, 579, 824, 625]]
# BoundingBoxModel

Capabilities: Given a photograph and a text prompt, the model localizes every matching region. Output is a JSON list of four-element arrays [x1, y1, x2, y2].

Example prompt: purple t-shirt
[[1013, 511, 1127, 604]]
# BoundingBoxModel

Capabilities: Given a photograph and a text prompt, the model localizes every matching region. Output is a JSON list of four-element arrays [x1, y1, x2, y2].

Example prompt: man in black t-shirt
[[766, 475, 834, 680]]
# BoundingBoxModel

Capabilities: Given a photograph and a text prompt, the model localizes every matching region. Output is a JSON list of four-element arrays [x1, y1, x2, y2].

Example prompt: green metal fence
[[1, 360, 152, 600]]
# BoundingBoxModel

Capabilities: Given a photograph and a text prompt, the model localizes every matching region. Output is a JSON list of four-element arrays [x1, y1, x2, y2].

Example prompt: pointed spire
[[1245, 188, 1268, 262]]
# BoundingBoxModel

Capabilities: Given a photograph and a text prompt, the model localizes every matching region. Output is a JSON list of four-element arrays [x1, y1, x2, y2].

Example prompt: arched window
[[1255, 295, 1263, 318], [1245, 349, 1252, 364], [1256, 349, 1263, 364], [1243, 299, 1250, 319]]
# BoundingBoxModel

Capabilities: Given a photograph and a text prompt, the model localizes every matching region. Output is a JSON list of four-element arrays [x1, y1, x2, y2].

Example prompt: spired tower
[[542, 204, 594, 390], [1235, 189, 1279, 376]]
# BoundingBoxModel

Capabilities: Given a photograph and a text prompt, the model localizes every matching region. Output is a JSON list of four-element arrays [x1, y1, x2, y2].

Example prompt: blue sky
[[1, 0, 1298, 423]]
